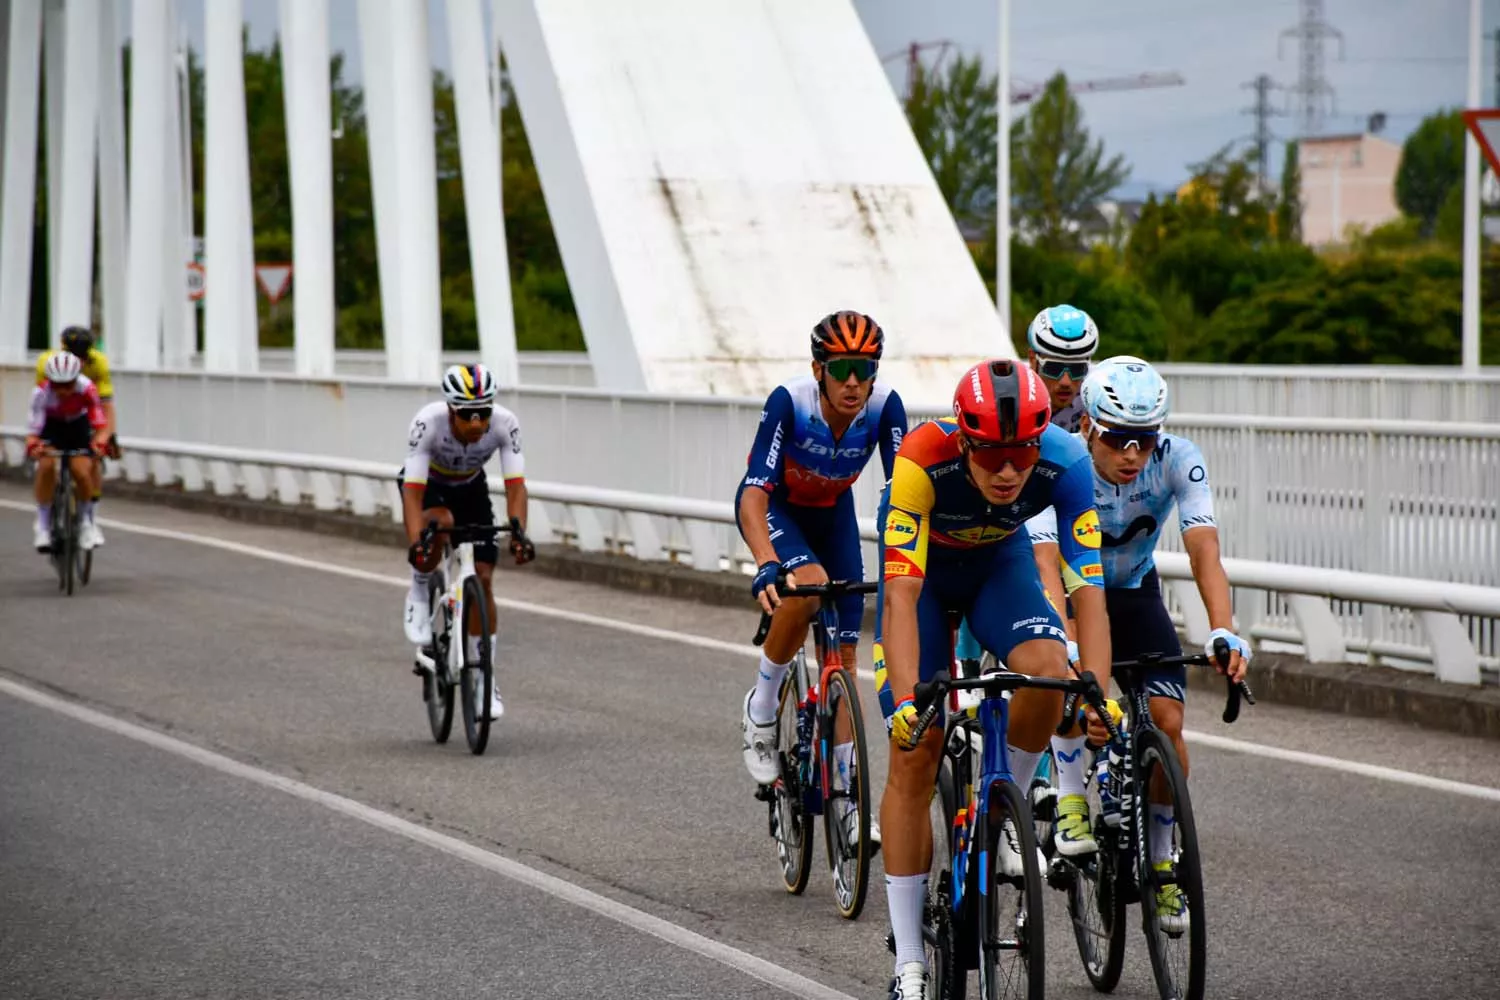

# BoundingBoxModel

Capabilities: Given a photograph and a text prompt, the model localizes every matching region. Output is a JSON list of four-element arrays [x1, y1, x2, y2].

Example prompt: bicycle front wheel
[[424, 575, 454, 744], [772, 667, 814, 895], [821, 666, 871, 920], [927, 754, 967, 1000], [1135, 727, 1205, 1000], [458, 575, 493, 755], [981, 778, 1045, 1000], [60, 492, 77, 596]]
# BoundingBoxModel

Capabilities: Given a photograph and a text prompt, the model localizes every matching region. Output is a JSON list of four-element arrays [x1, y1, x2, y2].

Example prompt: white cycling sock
[[886, 873, 929, 971], [409, 571, 431, 600], [1149, 804, 1175, 865], [37, 505, 50, 530], [1007, 746, 1043, 793], [748, 652, 790, 725], [833, 741, 855, 790], [1051, 734, 1090, 798]]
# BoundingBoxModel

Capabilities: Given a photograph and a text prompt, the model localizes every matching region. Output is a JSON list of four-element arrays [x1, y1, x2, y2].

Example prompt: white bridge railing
[[226, 351, 1500, 423], [2, 428, 1495, 687]]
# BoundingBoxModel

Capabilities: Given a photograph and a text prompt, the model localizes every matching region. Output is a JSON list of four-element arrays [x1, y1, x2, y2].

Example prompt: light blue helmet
[[1082, 355, 1169, 429], [1026, 304, 1099, 361]]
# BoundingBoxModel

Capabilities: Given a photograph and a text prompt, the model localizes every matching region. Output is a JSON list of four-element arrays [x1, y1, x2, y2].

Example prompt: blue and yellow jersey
[[37, 347, 113, 400], [881, 419, 1103, 593]]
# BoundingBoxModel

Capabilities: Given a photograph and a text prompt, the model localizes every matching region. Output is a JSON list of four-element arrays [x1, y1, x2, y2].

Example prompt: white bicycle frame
[[413, 539, 480, 680]]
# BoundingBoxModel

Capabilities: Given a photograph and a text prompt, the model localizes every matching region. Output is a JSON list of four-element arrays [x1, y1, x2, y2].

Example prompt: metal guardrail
[[1, 427, 1494, 687]]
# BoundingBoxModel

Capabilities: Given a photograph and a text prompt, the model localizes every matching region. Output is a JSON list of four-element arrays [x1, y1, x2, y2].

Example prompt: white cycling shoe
[[404, 590, 432, 646], [33, 522, 50, 553], [741, 690, 780, 785], [79, 519, 103, 551]]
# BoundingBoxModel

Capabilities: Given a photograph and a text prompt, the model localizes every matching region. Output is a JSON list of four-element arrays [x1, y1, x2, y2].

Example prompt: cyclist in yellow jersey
[[35, 326, 117, 544]]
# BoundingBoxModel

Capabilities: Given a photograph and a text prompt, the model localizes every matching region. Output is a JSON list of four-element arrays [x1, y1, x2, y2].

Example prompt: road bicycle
[[412, 518, 529, 755], [41, 447, 97, 596], [902, 659, 1120, 1000], [1031, 643, 1254, 1000], [751, 576, 879, 919]]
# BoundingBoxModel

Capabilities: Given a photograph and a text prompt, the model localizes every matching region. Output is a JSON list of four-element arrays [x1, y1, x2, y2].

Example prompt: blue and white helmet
[[1082, 355, 1169, 429], [1026, 304, 1099, 361]]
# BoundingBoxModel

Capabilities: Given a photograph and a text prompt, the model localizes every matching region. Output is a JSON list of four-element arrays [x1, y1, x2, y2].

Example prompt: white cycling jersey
[[401, 400, 525, 488]]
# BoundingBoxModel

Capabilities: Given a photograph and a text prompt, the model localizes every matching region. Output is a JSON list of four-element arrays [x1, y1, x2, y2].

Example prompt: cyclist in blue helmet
[[1025, 304, 1099, 433]]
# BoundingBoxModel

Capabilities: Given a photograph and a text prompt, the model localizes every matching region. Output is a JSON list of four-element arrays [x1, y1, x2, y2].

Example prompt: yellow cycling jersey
[[36, 347, 113, 400]]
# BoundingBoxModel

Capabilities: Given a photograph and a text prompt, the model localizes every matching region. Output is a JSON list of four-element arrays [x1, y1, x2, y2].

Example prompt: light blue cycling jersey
[[1026, 431, 1216, 588]]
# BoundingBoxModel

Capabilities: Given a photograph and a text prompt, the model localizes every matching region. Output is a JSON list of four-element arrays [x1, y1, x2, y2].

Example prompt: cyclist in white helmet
[[399, 363, 534, 721], [1026, 357, 1248, 932], [25, 351, 111, 552], [1026, 304, 1099, 433]]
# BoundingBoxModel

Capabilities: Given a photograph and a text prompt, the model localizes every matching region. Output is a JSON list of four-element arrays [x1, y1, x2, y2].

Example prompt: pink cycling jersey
[[28, 375, 106, 434]]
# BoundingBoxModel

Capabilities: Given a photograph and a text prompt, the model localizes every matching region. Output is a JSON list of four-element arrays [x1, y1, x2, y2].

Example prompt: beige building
[[1298, 133, 1403, 245]]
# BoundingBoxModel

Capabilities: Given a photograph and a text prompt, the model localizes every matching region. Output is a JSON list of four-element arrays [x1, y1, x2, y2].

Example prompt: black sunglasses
[[1037, 358, 1090, 381], [823, 357, 878, 382], [453, 405, 493, 422]]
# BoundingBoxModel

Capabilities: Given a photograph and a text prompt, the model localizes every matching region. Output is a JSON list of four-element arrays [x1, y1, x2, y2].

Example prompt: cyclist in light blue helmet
[[1026, 304, 1099, 433]]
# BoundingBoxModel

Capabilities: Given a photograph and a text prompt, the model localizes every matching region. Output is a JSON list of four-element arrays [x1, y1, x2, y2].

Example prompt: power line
[[1242, 73, 1289, 192], [1278, 0, 1345, 135]]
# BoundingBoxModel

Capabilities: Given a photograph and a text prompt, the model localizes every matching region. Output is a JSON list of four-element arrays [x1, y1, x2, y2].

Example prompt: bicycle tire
[[820, 667, 871, 920], [78, 544, 93, 587], [774, 666, 814, 895], [61, 489, 77, 596], [928, 754, 967, 1000], [1134, 727, 1205, 1000], [424, 574, 455, 744], [981, 777, 1045, 1000], [458, 575, 493, 755], [1066, 817, 1127, 992]]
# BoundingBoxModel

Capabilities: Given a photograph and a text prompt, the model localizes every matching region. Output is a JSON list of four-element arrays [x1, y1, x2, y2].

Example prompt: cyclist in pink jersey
[[25, 352, 109, 552]]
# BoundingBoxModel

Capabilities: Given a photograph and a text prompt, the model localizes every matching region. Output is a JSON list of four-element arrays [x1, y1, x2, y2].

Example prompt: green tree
[[904, 53, 998, 233], [1395, 109, 1465, 236], [1010, 73, 1130, 252], [1275, 140, 1302, 243]]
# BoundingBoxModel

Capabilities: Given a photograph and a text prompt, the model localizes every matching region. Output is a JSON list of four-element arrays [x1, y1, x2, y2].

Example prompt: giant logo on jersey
[[1071, 509, 1102, 549]]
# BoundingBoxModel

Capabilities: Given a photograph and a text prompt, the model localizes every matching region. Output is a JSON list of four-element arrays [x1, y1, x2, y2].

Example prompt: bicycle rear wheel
[[1066, 801, 1127, 991], [820, 666, 871, 920], [458, 575, 493, 755], [424, 575, 455, 743], [772, 665, 814, 895], [58, 489, 77, 596], [1135, 728, 1205, 1000], [981, 778, 1045, 1000]]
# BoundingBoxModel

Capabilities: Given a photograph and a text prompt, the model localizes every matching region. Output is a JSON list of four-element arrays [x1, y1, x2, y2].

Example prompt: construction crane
[[880, 43, 1185, 107], [1008, 71, 1186, 106]]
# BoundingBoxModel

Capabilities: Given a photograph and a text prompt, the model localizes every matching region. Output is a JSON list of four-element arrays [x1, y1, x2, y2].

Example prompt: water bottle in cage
[[1099, 734, 1127, 829], [1114, 732, 1136, 836], [797, 701, 821, 812]]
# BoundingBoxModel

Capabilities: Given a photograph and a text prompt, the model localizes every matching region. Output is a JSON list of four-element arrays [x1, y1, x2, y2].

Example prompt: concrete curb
[[11, 467, 1498, 741]]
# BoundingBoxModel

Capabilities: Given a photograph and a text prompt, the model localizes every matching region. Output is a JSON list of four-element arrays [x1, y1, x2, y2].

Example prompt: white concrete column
[[204, 0, 257, 373], [54, 0, 99, 331], [175, 19, 196, 356], [446, 0, 516, 385], [0, 0, 40, 363], [158, 6, 187, 369], [123, 0, 170, 369], [0, 0, 11, 172], [387, 0, 443, 383], [357, 0, 404, 377], [95, 0, 127, 352], [42, 0, 61, 326], [996, 0, 1011, 336], [281, 0, 335, 377]]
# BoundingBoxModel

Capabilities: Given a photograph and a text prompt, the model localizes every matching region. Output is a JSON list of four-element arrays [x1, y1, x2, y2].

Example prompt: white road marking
[[5, 497, 1498, 806], [0, 676, 857, 1000]]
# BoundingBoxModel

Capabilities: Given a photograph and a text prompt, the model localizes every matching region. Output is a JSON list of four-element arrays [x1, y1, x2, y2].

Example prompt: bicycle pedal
[[885, 929, 896, 955], [753, 784, 776, 803]]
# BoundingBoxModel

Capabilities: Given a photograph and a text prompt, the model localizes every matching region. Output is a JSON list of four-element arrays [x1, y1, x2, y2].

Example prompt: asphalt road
[[1, 485, 1497, 999]]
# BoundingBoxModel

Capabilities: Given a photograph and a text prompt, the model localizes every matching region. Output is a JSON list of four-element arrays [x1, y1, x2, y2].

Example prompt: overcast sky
[[167, 0, 1485, 197]]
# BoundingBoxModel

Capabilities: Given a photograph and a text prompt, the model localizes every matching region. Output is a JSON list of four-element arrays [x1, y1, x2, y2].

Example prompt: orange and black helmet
[[811, 311, 884, 362]]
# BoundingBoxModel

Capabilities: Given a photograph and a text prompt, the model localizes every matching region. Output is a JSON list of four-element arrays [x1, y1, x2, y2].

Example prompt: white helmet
[[440, 363, 497, 407], [1081, 355, 1169, 429], [1026, 304, 1099, 361], [44, 351, 83, 384]]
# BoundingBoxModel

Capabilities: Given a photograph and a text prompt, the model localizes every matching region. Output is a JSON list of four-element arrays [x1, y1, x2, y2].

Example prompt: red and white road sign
[[1463, 110, 1500, 176], [255, 262, 294, 304], [186, 260, 205, 301]]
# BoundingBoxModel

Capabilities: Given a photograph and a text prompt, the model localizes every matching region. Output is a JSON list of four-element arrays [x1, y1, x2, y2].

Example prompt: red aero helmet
[[952, 359, 1052, 445]]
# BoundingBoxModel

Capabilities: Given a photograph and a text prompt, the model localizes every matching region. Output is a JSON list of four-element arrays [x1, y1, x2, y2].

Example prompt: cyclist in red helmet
[[873, 359, 1112, 1000]]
